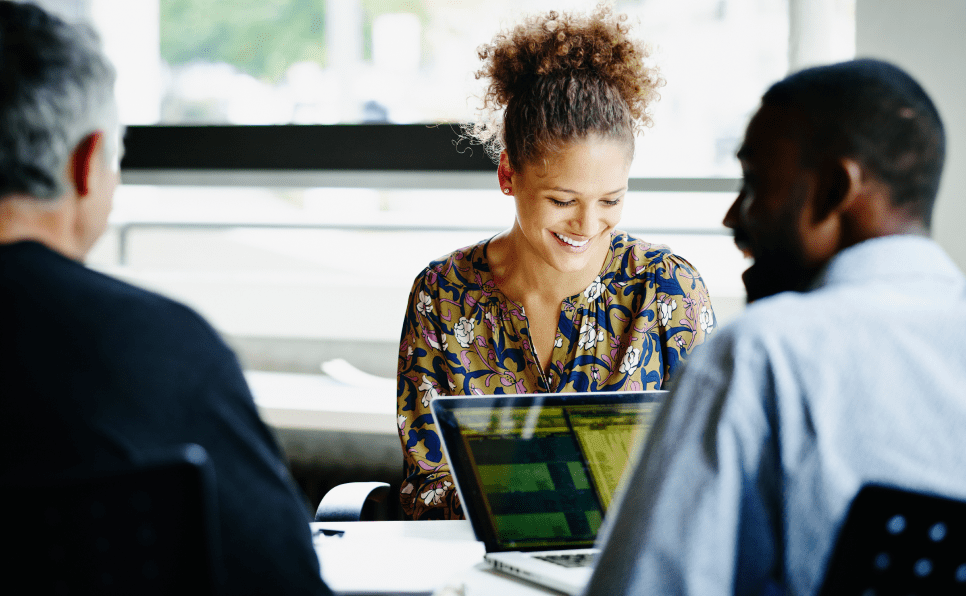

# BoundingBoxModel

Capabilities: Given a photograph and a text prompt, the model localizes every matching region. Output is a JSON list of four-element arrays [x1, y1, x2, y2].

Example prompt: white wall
[[856, 0, 966, 273], [788, 0, 856, 71], [90, 0, 162, 124]]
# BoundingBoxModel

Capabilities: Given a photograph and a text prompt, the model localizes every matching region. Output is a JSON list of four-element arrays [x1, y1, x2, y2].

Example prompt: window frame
[[119, 124, 740, 192]]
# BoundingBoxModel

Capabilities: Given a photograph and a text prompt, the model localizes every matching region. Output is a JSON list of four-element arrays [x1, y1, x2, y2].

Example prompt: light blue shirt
[[585, 235, 966, 596]]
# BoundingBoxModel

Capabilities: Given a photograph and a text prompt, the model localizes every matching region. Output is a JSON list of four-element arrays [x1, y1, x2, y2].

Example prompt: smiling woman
[[395, 4, 716, 522], [489, 138, 631, 371]]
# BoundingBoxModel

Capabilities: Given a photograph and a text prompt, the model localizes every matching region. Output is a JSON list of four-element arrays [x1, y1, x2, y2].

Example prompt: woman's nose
[[572, 204, 596, 234]]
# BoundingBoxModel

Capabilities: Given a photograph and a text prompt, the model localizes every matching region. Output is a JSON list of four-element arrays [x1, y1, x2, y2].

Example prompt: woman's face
[[503, 137, 631, 276]]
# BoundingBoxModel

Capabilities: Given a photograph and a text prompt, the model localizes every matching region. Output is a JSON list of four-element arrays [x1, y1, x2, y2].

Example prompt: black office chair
[[819, 483, 966, 595], [1, 444, 223, 595]]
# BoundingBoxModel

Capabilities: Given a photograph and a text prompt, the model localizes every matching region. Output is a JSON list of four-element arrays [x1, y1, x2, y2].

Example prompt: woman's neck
[[486, 227, 611, 304]]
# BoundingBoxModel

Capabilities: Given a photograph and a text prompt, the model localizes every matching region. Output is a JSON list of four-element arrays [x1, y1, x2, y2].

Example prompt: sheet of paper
[[316, 535, 485, 595]]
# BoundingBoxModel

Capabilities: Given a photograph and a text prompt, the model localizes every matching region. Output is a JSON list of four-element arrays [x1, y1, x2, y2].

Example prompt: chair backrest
[[315, 481, 391, 522], [0, 444, 222, 595], [819, 483, 966, 596]]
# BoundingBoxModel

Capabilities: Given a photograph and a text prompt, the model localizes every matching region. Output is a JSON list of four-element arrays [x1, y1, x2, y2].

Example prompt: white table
[[311, 521, 563, 596], [246, 370, 397, 435]]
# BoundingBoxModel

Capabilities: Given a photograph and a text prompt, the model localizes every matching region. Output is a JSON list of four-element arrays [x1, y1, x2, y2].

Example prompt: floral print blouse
[[396, 232, 715, 520]]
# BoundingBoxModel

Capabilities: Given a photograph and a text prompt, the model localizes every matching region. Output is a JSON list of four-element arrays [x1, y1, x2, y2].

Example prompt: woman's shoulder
[[410, 238, 493, 291], [606, 232, 706, 287]]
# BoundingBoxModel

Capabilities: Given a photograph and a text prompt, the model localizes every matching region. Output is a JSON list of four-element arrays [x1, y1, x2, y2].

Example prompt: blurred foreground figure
[[586, 59, 966, 596], [0, 2, 331, 593]]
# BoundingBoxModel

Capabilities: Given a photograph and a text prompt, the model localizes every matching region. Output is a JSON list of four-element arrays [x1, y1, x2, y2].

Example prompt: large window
[[90, 186, 746, 346], [72, 0, 855, 378], [96, 0, 796, 176]]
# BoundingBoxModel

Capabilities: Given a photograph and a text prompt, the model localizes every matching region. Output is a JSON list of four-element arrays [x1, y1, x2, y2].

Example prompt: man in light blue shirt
[[585, 59, 966, 595]]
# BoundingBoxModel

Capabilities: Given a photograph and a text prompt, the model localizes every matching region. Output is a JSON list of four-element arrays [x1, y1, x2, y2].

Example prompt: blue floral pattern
[[396, 232, 714, 519]]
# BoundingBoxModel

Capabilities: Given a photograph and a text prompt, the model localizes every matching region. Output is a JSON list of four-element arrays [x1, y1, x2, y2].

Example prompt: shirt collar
[[812, 234, 964, 290]]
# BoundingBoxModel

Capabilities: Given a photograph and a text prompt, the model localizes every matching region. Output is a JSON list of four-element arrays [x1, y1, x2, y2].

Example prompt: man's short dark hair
[[762, 59, 945, 225], [0, 0, 117, 200]]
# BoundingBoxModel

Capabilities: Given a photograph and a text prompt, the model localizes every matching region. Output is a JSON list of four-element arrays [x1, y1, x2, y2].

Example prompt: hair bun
[[468, 4, 663, 168]]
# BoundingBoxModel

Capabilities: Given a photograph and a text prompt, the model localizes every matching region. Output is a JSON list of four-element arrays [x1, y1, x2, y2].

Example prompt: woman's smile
[[553, 231, 592, 250], [503, 136, 631, 278]]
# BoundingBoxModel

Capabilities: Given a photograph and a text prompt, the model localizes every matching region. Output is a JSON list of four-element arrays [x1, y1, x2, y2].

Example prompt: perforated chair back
[[1, 444, 222, 595], [819, 483, 966, 595]]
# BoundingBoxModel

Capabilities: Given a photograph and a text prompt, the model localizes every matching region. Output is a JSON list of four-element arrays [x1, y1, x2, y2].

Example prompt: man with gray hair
[[0, 3, 332, 593]]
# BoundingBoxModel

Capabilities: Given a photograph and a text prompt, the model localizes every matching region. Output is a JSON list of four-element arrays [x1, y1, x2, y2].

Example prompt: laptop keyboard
[[533, 552, 598, 568]]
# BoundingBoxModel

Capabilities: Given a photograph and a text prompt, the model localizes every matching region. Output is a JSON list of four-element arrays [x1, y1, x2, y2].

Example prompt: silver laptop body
[[431, 391, 666, 594]]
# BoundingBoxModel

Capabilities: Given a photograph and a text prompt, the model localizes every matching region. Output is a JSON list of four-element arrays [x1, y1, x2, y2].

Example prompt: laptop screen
[[432, 392, 665, 552]]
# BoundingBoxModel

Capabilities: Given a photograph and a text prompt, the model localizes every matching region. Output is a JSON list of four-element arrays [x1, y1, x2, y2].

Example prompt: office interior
[[23, 0, 966, 515]]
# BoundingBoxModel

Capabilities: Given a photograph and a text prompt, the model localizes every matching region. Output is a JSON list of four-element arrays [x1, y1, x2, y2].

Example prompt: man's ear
[[838, 158, 866, 212], [69, 132, 104, 197], [800, 158, 865, 265], [811, 157, 863, 224]]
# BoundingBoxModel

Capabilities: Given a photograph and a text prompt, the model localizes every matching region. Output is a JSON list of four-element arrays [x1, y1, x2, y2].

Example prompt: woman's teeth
[[555, 232, 589, 247]]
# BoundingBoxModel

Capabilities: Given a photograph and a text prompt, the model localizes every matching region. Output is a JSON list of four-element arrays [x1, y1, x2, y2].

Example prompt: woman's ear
[[498, 152, 514, 194]]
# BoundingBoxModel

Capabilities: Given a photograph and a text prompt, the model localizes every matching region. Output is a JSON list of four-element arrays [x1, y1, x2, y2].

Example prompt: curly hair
[[465, 3, 663, 171]]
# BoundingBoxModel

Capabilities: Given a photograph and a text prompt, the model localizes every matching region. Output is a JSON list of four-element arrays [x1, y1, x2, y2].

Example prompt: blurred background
[[25, 0, 865, 511]]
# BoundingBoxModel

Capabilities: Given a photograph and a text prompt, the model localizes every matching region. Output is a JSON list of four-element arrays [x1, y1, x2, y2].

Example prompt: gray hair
[[0, 0, 119, 200]]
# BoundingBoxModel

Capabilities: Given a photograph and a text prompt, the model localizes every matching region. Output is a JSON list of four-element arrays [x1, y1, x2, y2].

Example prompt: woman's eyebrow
[[548, 186, 627, 195]]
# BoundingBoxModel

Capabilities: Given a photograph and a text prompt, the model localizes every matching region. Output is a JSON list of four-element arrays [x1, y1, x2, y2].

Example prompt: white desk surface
[[246, 370, 397, 435], [311, 520, 563, 596]]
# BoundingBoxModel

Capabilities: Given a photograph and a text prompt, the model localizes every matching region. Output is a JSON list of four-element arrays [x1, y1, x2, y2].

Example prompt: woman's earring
[[503, 188, 511, 195]]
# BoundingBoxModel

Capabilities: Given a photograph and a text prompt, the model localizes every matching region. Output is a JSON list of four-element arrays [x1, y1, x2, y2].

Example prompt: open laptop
[[432, 391, 666, 594]]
